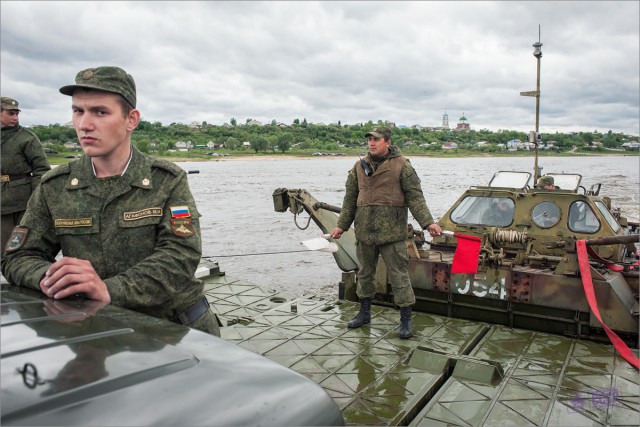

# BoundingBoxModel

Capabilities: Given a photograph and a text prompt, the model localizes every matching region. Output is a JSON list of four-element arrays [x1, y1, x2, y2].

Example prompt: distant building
[[455, 113, 470, 131], [507, 139, 522, 150], [442, 112, 449, 129], [175, 141, 192, 151], [442, 141, 458, 150], [506, 139, 535, 151]]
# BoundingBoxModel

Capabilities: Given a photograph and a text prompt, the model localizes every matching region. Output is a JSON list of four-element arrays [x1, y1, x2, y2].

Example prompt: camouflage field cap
[[365, 126, 392, 140], [1, 97, 21, 111], [59, 66, 136, 108], [536, 176, 555, 188]]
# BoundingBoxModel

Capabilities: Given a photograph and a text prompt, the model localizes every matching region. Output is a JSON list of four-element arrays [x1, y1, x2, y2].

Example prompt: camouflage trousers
[[355, 240, 415, 307]]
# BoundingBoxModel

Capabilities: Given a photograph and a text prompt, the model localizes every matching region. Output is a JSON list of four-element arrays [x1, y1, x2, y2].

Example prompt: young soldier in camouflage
[[1, 66, 219, 336], [1, 96, 51, 251], [330, 126, 442, 338]]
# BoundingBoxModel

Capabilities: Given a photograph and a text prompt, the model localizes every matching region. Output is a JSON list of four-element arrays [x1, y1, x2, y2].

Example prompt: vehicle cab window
[[568, 201, 601, 233], [451, 196, 514, 227], [532, 201, 561, 228]]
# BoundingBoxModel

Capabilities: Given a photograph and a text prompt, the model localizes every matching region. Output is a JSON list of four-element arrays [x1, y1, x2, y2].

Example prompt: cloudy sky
[[1, 1, 638, 135]]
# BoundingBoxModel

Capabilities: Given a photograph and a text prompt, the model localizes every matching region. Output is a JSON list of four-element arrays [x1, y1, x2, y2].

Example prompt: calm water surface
[[181, 155, 639, 298]]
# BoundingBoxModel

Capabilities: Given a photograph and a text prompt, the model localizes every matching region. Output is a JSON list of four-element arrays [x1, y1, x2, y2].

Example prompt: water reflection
[[18, 299, 189, 397], [42, 344, 109, 395]]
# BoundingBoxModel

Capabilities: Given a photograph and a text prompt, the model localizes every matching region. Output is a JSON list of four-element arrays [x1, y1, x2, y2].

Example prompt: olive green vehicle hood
[[0, 283, 344, 426]]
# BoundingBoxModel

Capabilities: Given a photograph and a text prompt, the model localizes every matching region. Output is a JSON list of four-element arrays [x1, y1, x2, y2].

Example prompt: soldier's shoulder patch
[[5, 227, 29, 253], [171, 218, 195, 238], [41, 163, 71, 183], [151, 159, 183, 177]]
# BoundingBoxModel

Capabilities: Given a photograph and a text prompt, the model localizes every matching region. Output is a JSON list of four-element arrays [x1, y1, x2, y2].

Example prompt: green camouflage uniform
[[1, 145, 219, 335], [336, 145, 435, 307], [1, 124, 51, 250]]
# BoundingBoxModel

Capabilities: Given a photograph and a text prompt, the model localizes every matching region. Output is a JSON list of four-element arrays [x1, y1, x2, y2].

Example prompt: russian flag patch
[[170, 205, 191, 218]]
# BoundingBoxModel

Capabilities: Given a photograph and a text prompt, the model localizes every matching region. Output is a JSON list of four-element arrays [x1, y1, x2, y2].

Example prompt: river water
[[181, 155, 639, 298]]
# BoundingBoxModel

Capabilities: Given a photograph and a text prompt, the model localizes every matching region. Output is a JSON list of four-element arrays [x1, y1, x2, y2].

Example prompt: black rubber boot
[[399, 306, 413, 339], [348, 298, 372, 328]]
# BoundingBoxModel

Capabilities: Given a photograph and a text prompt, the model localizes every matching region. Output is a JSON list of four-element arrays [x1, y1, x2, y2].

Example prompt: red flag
[[451, 233, 482, 274]]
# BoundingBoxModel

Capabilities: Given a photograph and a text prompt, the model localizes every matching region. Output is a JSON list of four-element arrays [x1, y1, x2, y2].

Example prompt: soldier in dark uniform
[[1, 96, 51, 251], [330, 126, 443, 338], [482, 198, 514, 226], [535, 175, 558, 189], [1, 66, 220, 336]]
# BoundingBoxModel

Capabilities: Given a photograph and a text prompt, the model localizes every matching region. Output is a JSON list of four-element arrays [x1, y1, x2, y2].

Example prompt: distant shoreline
[[158, 151, 639, 163], [47, 151, 638, 166]]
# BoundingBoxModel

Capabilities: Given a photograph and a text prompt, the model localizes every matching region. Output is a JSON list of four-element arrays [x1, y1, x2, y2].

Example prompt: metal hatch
[[488, 171, 532, 189]]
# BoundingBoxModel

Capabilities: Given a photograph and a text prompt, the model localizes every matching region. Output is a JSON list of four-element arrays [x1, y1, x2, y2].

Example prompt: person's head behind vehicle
[[535, 175, 556, 189]]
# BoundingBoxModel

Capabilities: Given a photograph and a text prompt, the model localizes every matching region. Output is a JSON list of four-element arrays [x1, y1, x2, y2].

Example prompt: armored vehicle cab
[[415, 171, 638, 345]]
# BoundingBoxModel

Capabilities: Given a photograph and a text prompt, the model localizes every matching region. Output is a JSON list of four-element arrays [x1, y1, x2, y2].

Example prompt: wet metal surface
[[412, 327, 639, 426], [203, 272, 639, 426]]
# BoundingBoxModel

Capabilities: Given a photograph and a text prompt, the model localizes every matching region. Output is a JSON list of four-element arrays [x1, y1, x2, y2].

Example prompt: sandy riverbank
[[160, 154, 353, 162]]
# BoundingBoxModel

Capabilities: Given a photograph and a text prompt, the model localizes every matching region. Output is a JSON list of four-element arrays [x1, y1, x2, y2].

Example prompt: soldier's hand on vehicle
[[426, 223, 443, 236], [40, 257, 112, 303], [330, 227, 344, 240]]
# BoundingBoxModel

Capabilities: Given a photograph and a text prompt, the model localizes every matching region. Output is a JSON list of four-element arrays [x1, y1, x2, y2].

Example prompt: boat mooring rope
[[203, 249, 315, 258]]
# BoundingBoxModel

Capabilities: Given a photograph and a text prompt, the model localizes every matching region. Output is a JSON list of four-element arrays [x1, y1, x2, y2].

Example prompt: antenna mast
[[521, 26, 544, 182]]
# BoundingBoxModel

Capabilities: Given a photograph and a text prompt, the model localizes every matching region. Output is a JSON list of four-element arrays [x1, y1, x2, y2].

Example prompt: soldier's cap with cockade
[[1, 97, 21, 111], [59, 66, 136, 108], [365, 126, 392, 140]]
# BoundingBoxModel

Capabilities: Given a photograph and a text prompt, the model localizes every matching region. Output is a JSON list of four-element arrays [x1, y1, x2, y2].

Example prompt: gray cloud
[[1, 1, 638, 135]]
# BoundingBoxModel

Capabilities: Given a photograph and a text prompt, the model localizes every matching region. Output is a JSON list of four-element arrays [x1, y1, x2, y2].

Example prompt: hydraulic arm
[[273, 188, 360, 272]]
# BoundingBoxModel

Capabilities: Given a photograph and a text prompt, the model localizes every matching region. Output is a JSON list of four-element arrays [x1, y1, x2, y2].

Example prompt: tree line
[[30, 119, 638, 156]]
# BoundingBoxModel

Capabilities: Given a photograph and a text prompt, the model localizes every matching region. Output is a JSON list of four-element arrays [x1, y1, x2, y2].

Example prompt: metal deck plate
[[203, 273, 639, 426]]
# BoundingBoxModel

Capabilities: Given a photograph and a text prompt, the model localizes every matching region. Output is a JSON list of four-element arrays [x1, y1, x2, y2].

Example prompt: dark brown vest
[[356, 156, 407, 207]]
